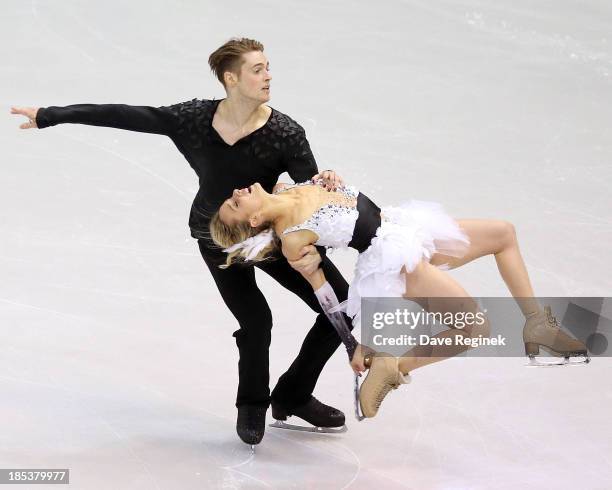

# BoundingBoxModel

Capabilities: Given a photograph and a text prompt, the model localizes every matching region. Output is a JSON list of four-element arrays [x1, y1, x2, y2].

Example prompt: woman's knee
[[498, 220, 517, 248], [461, 313, 491, 339]]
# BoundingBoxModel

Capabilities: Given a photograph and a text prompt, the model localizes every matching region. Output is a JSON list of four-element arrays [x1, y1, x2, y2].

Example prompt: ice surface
[[2, 1, 612, 488]]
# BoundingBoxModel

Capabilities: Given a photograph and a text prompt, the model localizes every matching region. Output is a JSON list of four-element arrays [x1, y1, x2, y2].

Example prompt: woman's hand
[[350, 344, 368, 375], [311, 169, 344, 191], [287, 244, 322, 276], [11, 106, 39, 129]]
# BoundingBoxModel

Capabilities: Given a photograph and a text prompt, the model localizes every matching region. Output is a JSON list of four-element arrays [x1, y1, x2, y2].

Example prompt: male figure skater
[[11, 38, 350, 446]]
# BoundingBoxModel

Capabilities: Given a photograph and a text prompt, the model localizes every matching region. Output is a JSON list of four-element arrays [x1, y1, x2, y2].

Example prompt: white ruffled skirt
[[331, 200, 470, 328]]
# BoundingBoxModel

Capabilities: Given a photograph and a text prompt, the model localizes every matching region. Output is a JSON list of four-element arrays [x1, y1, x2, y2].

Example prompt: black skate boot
[[236, 405, 267, 451], [269, 396, 347, 433]]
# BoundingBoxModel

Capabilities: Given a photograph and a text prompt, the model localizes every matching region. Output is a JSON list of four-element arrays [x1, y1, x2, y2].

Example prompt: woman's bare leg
[[429, 219, 540, 318], [397, 261, 490, 375]]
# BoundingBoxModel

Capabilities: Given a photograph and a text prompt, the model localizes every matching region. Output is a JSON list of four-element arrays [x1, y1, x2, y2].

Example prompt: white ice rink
[[3, 1, 612, 488]]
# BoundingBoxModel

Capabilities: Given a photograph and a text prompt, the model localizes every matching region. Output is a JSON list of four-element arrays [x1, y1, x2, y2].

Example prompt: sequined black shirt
[[35, 98, 319, 253]]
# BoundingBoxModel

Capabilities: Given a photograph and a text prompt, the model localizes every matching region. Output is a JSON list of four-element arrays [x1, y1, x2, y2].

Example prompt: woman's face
[[234, 51, 272, 102], [219, 182, 266, 226]]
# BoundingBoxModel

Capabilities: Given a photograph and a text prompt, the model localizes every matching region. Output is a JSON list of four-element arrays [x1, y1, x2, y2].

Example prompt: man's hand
[[311, 169, 344, 191], [287, 244, 322, 276], [11, 107, 39, 129]]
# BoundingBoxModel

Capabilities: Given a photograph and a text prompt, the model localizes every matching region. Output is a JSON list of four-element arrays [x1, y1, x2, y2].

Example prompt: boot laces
[[374, 376, 400, 409], [545, 310, 561, 329]]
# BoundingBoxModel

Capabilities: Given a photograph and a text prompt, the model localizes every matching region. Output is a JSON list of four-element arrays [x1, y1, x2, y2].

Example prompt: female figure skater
[[209, 178, 589, 418]]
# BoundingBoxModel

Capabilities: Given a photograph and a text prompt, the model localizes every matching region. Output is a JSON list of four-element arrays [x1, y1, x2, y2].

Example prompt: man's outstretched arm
[[11, 101, 186, 136]]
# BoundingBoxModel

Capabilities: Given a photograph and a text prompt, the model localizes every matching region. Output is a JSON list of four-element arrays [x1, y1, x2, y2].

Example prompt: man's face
[[218, 182, 265, 227], [234, 51, 272, 102]]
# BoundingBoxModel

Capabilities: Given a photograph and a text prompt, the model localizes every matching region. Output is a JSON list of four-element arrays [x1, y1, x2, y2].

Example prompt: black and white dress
[[275, 180, 470, 327]]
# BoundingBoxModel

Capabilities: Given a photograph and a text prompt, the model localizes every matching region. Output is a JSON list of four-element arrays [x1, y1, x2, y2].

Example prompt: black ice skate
[[236, 405, 267, 452], [269, 396, 347, 433]]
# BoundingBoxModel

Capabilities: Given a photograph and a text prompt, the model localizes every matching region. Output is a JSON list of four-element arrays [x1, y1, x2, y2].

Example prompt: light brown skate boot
[[523, 305, 590, 366], [359, 353, 410, 418]]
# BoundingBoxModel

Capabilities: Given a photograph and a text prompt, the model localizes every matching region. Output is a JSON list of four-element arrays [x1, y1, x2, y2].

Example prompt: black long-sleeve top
[[35, 98, 319, 258]]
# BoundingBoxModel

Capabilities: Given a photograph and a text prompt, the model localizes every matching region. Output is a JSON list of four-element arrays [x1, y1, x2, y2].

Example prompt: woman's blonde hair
[[209, 211, 280, 268]]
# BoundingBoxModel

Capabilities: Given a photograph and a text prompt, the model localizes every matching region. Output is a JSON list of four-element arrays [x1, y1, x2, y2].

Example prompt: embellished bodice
[[275, 180, 360, 249]]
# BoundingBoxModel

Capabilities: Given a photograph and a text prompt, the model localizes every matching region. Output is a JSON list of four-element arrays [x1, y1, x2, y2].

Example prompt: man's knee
[[233, 328, 272, 351], [232, 311, 273, 348]]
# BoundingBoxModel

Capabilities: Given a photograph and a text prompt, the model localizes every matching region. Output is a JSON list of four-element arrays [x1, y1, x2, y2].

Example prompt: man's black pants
[[199, 241, 350, 410]]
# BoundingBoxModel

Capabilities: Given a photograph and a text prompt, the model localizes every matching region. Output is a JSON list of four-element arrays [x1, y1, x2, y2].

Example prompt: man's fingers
[[303, 265, 316, 275], [294, 261, 315, 274], [312, 171, 343, 191], [11, 107, 38, 129], [11, 107, 28, 116], [312, 172, 323, 181], [325, 171, 341, 190], [300, 245, 315, 255]]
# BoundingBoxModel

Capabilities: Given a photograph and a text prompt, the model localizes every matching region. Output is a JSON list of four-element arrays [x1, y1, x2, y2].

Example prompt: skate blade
[[526, 354, 591, 367], [269, 420, 347, 434], [354, 374, 366, 421]]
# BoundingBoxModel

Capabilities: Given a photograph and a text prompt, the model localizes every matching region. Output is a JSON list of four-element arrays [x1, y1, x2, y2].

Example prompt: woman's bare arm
[[281, 232, 365, 369], [281, 232, 326, 289]]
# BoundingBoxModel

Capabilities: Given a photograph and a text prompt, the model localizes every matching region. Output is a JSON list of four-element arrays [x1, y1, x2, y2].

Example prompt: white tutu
[[331, 200, 470, 328]]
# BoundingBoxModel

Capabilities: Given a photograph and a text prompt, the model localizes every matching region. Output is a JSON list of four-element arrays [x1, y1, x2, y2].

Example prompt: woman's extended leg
[[429, 219, 540, 318], [358, 259, 490, 418], [398, 260, 490, 375], [427, 219, 588, 364]]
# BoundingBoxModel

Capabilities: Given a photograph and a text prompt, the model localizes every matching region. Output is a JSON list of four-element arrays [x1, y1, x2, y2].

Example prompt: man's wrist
[[315, 245, 326, 269]]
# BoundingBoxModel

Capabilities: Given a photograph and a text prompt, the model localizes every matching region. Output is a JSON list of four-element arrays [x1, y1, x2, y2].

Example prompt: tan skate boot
[[523, 305, 590, 366], [359, 353, 410, 418]]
